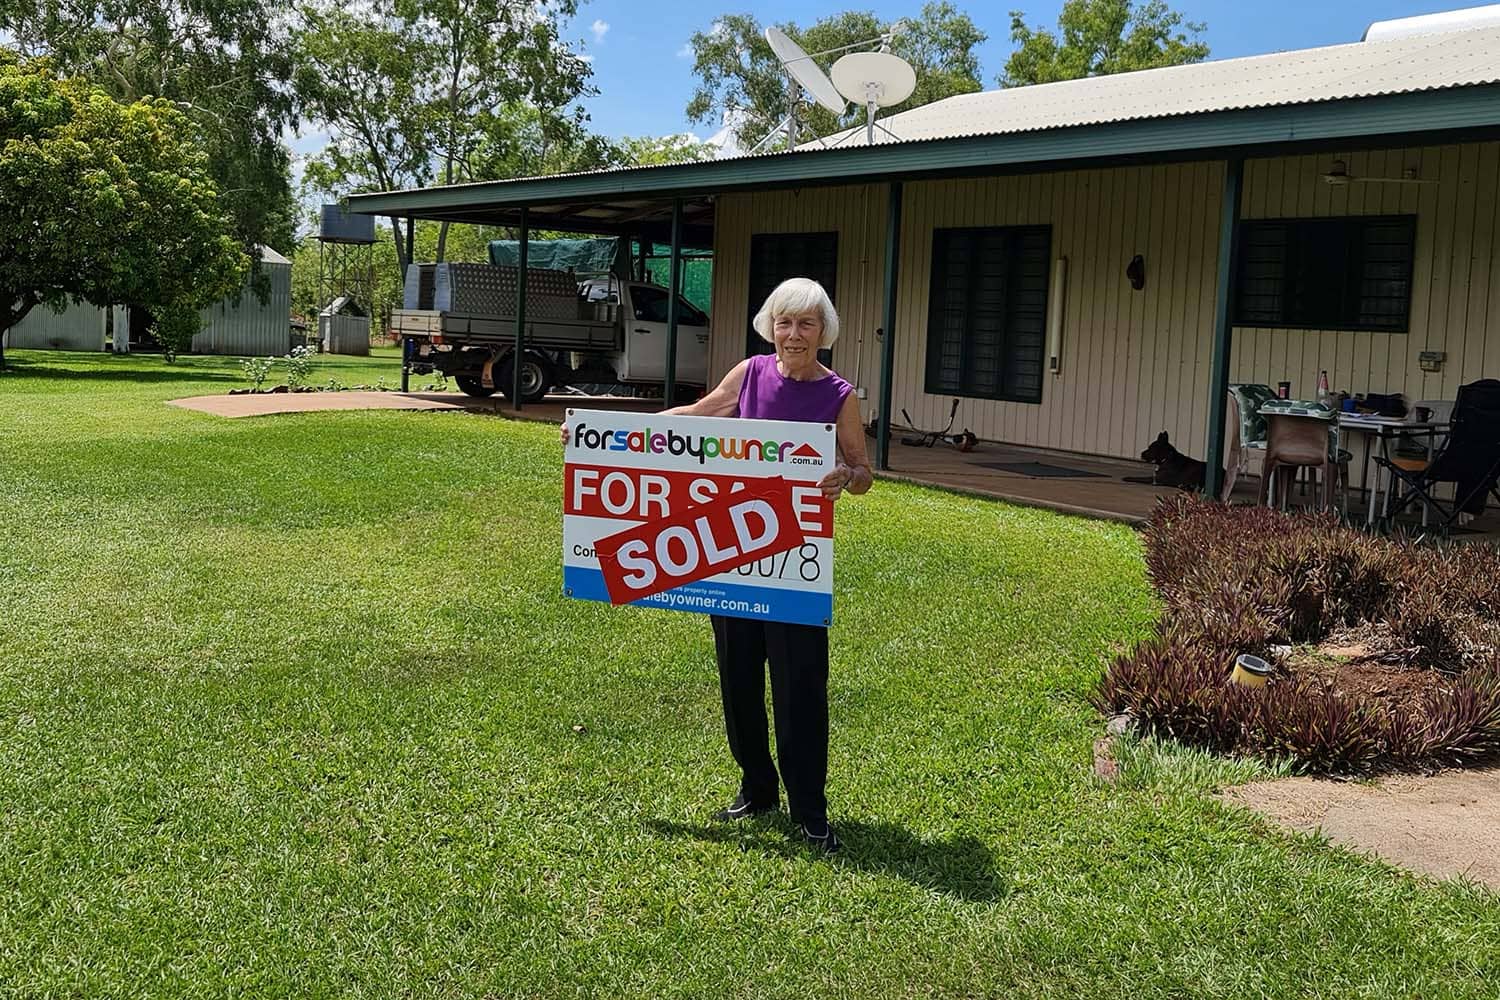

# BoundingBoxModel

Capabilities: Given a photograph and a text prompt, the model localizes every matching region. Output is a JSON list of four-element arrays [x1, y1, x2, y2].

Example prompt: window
[[747, 232, 839, 359], [924, 226, 1051, 404], [630, 285, 708, 327], [1234, 215, 1416, 332]]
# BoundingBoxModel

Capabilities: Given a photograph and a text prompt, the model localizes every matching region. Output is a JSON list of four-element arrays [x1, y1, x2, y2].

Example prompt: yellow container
[[1231, 653, 1272, 688]]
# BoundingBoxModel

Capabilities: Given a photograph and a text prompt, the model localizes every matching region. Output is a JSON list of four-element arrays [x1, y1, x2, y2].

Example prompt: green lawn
[[1, 348, 1497, 998]]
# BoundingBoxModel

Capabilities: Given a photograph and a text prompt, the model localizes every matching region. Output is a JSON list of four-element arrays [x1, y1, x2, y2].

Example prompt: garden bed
[[1095, 496, 1500, 773]]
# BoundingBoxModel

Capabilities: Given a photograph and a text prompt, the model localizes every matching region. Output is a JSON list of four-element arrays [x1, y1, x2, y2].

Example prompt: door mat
[[976, 461, 1107, 479]]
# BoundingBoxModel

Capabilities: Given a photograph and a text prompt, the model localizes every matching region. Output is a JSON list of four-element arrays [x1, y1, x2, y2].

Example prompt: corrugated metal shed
[[2, 300, 108, 351], [191, 246, 293, 357], [815, 21, 1500, 147]]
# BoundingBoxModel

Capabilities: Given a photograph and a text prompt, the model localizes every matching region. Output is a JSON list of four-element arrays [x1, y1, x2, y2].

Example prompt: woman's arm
[[817, 392, 874, 499], [663, 359, 750, 417], [561, 359, 750, 445]]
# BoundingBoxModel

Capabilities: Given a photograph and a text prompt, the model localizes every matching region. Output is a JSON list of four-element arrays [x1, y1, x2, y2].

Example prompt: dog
[[1140, 431, 1219, 492]]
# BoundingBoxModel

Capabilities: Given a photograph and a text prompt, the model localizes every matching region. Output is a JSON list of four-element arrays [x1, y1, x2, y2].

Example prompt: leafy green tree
[[618, 134, 715, 166], [0, 53, 246, 368], [685, 3, 986, 151], [0, 0, 301, 257], [297, 0, 597, 284], [1001, 0, 1209, 87]]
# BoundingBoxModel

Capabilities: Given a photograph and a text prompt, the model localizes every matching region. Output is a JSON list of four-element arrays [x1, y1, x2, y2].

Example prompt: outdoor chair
[[1375, 379, 1500, 534], [1221, 383, 1276, 501], [1258, 400, 1352, 513]]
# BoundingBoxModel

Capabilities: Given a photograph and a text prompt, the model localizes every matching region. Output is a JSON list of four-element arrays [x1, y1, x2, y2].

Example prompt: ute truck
[[395, 261, 710, 402]]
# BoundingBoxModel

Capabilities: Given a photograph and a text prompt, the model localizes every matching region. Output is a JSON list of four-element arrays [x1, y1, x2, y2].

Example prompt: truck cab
[[579, 278, 710, 386]]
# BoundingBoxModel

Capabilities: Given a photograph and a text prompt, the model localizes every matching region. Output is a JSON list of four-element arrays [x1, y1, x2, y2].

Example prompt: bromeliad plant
[[1097, 495, 1500, 772]]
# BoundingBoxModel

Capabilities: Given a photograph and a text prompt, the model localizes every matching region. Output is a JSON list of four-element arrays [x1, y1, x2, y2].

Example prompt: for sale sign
[[563, 409, 836, 626]]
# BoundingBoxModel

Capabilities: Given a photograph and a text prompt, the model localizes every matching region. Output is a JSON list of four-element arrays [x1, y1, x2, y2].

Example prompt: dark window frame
[[923, 224, 1052, 405], [1232, 214, 1417, 333], [746, 231, 839, 361]]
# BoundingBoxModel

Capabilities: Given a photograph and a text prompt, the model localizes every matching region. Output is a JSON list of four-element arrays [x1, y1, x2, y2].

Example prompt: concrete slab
[[1224, 769, 1500, 890]]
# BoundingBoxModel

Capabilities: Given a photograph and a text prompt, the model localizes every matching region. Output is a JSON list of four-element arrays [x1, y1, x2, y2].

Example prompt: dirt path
[[168, 391, 475, 418], [1223, 769, 1500, 889]]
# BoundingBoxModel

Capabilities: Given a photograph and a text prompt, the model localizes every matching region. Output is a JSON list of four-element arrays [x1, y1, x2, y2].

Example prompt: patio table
[[1335, 414, 1451, 526]]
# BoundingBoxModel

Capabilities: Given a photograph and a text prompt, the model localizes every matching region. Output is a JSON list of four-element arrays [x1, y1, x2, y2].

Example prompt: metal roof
[[349, 19, 1500, 228], [816, 22, 1500, 148]]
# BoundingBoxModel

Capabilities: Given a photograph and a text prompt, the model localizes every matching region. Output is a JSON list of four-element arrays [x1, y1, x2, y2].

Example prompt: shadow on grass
[[1, 362, 239, 384], [646, 817, 1007, 902]]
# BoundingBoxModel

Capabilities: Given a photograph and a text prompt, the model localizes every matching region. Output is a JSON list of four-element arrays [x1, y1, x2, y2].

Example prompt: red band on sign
[[593, 477, 806, 605], [564, 463, 832, 537]]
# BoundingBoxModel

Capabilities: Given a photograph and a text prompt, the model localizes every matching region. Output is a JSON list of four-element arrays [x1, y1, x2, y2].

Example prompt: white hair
[[751, 277, 840, 348]]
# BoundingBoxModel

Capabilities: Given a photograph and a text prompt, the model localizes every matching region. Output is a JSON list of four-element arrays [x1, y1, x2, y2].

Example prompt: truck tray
[[392, 309, 621, 352]]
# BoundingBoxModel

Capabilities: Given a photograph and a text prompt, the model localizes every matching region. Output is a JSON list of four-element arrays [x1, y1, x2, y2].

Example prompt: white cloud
[[578, 52, 594, 63], [590, 19, 609, 43], [677, 42, 693, 59]]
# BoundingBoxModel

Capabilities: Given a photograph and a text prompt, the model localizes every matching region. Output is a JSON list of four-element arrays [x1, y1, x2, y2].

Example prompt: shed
[[319, 296, 370, 356], [2, 299, 108, 351], [192, 246, 294, 357]]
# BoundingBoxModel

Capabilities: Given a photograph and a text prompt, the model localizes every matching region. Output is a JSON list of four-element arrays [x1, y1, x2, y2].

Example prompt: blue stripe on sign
[[563, 566, 832, 627]]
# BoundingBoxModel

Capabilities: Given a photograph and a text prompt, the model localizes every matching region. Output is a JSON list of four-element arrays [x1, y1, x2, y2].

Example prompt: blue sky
[[560, 0, 1466, 140]]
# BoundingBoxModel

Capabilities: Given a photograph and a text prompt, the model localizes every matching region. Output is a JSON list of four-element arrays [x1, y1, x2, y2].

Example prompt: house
[[349, 7, 1500, 508]]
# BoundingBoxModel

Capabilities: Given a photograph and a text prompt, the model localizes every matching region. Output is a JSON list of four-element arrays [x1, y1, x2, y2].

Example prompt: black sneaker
[[800, 822, 841, 853], [712, 794, 777, 822]]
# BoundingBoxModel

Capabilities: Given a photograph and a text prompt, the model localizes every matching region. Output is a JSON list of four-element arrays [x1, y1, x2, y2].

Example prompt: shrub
[[240, 357, 275, 390], [1099, 494, 1500, 773], [284, 345, 315, 388]]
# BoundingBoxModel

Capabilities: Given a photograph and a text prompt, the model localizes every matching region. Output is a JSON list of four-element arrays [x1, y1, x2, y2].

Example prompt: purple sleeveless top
[[736, 354, 853, 423]]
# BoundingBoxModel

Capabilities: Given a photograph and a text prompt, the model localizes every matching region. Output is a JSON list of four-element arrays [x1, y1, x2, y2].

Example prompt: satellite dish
[[766, 27, 847, 116], [831, 52, 917, 107], [831, 51, 917, 145]]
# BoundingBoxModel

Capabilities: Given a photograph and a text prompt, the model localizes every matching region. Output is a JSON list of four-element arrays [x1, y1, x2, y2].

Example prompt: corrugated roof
[[349, 18, 1500, 223], [809, 22, 1500, 148]]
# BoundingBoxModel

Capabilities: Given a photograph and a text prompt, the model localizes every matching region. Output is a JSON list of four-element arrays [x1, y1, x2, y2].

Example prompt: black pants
[[710, 614, 829, 825]]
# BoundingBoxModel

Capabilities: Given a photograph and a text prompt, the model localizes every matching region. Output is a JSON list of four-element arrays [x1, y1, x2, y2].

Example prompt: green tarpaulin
[[488, 237, 712, 312]]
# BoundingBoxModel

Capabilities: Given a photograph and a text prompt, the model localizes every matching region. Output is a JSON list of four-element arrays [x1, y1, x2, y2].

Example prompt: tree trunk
[[390, 215, 410, 287], [436, 221, 450, 263], [0, 294, 40, 371]]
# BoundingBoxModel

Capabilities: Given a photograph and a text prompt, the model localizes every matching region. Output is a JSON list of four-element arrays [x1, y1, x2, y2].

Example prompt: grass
[[2, 347, 1499, 997]]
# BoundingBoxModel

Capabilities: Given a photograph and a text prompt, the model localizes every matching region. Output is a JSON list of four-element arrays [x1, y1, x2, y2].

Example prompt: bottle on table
[[1317, 370, 1330, 407]]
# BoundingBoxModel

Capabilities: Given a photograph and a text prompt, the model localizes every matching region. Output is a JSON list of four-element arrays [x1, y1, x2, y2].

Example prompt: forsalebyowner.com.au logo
[[571, 423, 822, 466]]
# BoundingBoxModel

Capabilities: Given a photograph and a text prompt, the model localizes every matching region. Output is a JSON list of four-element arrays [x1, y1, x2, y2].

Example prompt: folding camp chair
[[1375, 379, 1500, 534]]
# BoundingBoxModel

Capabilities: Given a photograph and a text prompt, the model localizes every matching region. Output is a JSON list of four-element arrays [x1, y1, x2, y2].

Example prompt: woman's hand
[[560, 423, 570, 446], [818, 463, 869, 500]]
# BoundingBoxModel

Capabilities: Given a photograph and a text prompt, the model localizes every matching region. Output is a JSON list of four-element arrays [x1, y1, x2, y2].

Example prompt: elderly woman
[[562, 277, 869, 852], [660, 276, 871, 853]]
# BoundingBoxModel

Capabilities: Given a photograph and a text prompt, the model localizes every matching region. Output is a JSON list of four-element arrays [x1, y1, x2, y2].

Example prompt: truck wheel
[[455, 375, 499, 398], [497, 352, 550, 404]]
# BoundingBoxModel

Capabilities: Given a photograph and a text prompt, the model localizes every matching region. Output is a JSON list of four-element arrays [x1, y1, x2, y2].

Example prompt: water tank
[[1363, 4, 1500, 41], [318, 204, 377, 244]]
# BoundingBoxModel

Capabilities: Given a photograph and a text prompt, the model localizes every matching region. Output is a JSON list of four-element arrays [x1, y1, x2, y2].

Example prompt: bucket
[[1231, 653, 1272, 688]]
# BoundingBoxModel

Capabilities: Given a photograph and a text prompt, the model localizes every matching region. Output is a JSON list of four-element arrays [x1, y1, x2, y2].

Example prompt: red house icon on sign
[[790, 443, 822, 459]]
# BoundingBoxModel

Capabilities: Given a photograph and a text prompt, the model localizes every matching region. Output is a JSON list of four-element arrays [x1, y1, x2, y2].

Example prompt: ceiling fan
[[1320, 159, 1435, 186]]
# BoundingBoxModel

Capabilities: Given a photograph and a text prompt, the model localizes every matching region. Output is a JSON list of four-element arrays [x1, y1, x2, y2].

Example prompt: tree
[[0, 53, 246, 368], [296, 0, 598, 285], [685, 3, 986, 151], [0, 0, 302, 257], [1001, 0, 1209, 87], [618, 134, 716, 166]]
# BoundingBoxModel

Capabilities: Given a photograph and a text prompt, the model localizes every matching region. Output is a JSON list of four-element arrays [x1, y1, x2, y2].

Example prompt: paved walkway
[[1225, 769, 1500, 889]]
